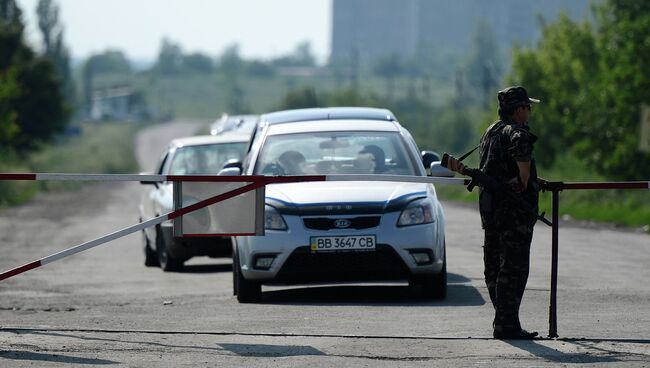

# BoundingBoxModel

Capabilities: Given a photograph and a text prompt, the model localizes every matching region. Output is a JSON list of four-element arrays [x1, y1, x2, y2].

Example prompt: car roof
[[260, 107, 397, 125], [169, 133, 250, 148], [268, 119, 401, 135], [210, 114, 259, 135]]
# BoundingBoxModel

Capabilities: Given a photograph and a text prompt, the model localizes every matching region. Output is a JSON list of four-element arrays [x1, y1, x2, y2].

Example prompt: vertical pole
[[549, 189, 560, 338], [173, 181, 183, 237]]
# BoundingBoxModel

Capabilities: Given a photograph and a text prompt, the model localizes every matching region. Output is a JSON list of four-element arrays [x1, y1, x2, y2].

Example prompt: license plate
[[310, 235, 376, 252]]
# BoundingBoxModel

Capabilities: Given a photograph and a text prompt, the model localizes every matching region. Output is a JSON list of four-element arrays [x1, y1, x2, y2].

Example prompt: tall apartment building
[[330, 0, 590, 66]]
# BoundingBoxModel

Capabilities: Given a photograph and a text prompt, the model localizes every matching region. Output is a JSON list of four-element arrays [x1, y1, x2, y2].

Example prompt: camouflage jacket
[[478, 120, 539, 229]]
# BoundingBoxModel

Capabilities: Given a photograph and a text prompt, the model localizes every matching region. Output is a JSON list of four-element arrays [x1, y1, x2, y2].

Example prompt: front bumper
[[234, 211, 445, 285]]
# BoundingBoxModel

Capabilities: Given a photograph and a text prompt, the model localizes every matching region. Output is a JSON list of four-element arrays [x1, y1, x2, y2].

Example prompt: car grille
[[303, 216, 381, 231], [273, 244, 410, 284]]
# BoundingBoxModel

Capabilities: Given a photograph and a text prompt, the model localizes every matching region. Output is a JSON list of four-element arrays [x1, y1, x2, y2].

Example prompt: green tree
[[510, 13, 599, 168], [589, 0, 650, 178], [245, 60, 276, 78], [278, 87, 322, 110], [37, 0, 74, 106], [272, 41, 316, 67], [219, 44, 243, 75], [156, 38, 183, 75], [372, 54, 403, 99], [1, 0, 66, 152], [465, 21, 503, 108], [0, 69, 19, 147], [183, 52, 213, 73], [12, 53, 67, 150], [0, 0, 22, 147], [0, 0, 24, 70], [510, 2, 650, 179]]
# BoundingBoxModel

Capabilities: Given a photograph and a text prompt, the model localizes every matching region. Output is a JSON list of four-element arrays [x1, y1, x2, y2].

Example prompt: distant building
[[90, 86, 148, 122], [330, 0, 590, 67]]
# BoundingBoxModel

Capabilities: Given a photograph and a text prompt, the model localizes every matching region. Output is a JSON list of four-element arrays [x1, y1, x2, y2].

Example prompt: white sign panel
[[173, 181, 264, 237]]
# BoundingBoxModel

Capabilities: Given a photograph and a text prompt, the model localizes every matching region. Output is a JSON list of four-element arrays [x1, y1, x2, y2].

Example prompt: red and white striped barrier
[[0, 173, 472, 282], [0, 173, 472, 185]]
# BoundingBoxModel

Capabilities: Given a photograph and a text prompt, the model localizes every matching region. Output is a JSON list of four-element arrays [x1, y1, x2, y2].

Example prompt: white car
[[210, 114, 258, 136], [139, 133, 249, 271], [224, 107, 450, 302]]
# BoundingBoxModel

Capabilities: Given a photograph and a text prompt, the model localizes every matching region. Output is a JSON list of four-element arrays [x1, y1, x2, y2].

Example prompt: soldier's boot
[[493, 328, 538, 340], [493, 313, 538, 340]]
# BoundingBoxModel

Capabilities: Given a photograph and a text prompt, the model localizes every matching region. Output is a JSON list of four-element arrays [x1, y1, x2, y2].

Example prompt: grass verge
[[0, 122, 140, 206]]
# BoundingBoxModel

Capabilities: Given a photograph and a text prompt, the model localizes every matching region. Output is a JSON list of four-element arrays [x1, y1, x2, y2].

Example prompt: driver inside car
[[356, 145, 388, 174], [277, 150, 308, 175]]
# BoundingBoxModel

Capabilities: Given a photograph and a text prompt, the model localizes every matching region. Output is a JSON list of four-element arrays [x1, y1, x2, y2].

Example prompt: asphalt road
[[1, 121, 649, 367]]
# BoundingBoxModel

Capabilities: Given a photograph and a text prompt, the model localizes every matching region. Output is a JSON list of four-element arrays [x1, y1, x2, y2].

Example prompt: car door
[[142, 151, 170, 240]]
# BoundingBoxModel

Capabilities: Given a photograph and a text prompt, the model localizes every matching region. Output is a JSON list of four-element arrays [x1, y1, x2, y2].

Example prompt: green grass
[[0, 159, 38, 206], [0, 122, 140, 205], [436, 154, 650, 231]]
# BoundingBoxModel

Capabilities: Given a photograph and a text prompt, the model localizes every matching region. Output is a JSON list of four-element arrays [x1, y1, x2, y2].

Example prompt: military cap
[[498, 86, 540, 108]]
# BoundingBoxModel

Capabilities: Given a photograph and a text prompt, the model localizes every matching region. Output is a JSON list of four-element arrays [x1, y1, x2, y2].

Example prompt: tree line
[[1, 0, 70, 155], [510, 0, 650, 179], [279, 0, 650, 181]]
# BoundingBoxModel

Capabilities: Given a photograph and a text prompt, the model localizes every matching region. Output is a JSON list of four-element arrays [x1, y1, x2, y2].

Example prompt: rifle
[[441, 152, 552, 227]]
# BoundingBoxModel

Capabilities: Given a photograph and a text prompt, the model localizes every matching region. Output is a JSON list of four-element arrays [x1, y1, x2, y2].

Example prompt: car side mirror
[[429, 161, 455, 177], [139, 172, 160, 188], [421, 150, 441, 175], [222, 160, 243, 171], [218, 167, 242, 176]]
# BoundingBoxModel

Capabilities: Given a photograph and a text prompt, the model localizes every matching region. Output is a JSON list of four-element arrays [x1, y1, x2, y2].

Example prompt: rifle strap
[[458, 121, 509, 163]]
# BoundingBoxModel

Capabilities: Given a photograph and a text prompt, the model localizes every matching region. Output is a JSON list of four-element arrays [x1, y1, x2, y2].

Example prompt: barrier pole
[[0, 181, 265, 282], [549, 188, 560, 338]]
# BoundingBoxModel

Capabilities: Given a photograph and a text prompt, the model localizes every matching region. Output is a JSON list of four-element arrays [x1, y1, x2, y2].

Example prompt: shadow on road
[[505, 340, 620, 364], [219, 343, 325, 357], [260, 273, 485, 306], [178, 263, 232, 274], [0, 350, 118, 365]]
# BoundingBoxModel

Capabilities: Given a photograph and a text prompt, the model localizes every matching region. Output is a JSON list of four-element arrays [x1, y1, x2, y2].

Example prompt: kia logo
[[334, 219, 352, 228]]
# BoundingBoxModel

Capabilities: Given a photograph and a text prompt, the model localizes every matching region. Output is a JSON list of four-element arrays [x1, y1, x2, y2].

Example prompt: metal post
[[549, 189, 560, 338]]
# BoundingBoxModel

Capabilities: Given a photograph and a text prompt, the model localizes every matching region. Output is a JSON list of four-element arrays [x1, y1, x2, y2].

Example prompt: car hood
[[265, 181, 434, 215]]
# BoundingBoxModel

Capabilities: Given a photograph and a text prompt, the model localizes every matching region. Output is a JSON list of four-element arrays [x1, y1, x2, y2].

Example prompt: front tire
[[143, 229, 159, 267], [156, 226, 183, 272], [410, 255, 447, 300], [233, 250, 261, 303]]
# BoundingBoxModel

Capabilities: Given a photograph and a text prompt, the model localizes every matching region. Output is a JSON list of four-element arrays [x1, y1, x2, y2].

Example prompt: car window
[[169, 142, 246, 175], [254, 131, 416, 175]]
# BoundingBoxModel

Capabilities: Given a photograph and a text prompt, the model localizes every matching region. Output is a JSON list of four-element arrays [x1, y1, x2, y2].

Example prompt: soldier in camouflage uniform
[[479, 86, 540, 339]]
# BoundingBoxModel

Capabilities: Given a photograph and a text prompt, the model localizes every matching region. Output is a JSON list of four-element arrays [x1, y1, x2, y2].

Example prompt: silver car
[[140, 133, 249, 271], [210, 114, 259, 136], [227, 107, 449, 302]]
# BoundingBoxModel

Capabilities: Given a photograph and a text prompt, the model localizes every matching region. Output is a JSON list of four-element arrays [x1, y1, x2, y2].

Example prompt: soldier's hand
[[538, 177, 549, 192], [447, 155, 466, 174], [507, 177, 524, 193]]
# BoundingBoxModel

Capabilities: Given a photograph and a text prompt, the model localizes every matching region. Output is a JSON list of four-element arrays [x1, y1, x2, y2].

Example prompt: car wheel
[[410, 254, 447, 300], [234, 250, 261, 303], [143, 228, 159, 267], [156, 226, 183, 272]]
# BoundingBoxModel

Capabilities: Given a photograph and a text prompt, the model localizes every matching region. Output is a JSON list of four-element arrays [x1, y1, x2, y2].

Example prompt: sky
[[16, 0, 331, 64]]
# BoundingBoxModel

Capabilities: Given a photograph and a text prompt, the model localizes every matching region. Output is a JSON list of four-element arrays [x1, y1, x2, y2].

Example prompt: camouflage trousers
[[483, 224, 534, 331]]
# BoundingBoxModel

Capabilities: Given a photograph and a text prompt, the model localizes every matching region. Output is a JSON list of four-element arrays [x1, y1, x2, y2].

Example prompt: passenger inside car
[[277, 150, 308, 175], [357, 145, 388, 174]]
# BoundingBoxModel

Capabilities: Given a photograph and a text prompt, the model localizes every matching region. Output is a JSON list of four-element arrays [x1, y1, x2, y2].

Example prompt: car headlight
[[397, 198, 435, 227], [265, 205, 287, 230]]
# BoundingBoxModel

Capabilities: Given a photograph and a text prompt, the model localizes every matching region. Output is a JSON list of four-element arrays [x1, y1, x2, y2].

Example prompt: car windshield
[[254, 131, 417, 175], [169, 142, 246, 175]]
